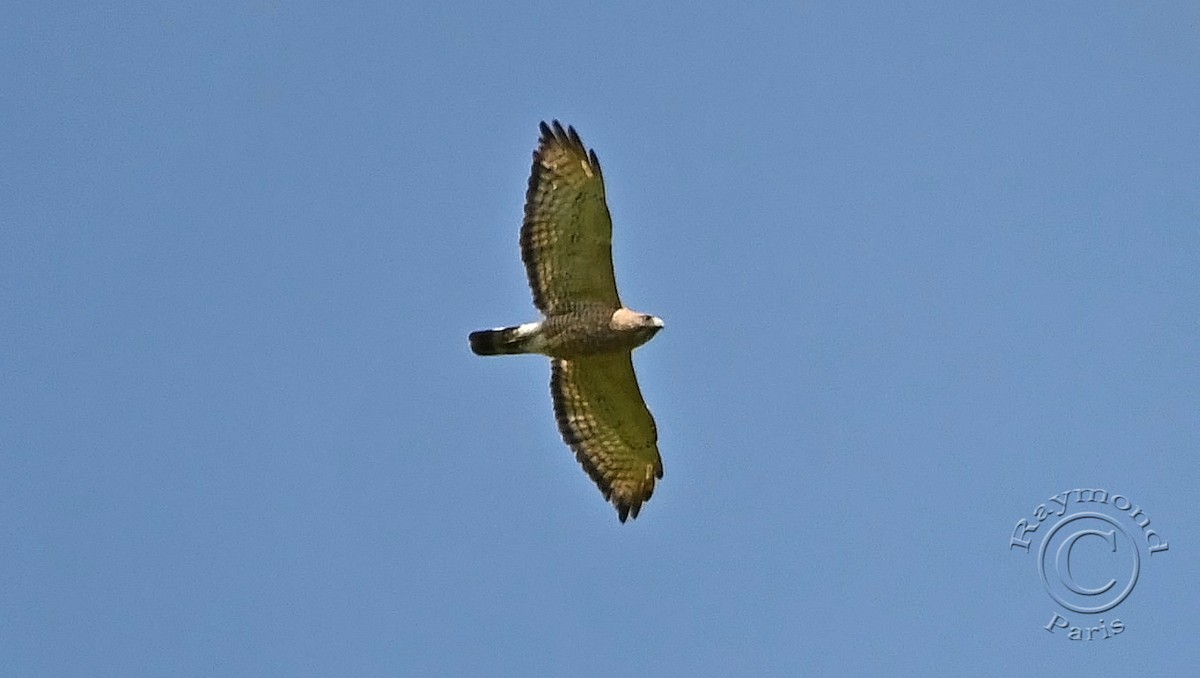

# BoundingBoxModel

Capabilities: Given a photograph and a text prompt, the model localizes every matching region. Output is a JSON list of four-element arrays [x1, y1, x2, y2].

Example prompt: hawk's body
[[470, 121, 664, 522]]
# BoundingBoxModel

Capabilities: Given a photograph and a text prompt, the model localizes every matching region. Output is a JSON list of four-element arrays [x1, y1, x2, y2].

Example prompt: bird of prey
[[470, 121, 665, 522]]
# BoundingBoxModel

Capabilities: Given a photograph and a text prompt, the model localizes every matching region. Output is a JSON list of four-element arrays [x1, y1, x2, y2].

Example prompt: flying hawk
[[470, 121, 665, 522]]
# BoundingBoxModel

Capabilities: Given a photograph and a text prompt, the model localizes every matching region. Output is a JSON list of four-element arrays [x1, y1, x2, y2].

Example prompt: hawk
[[469, 121, 665, 522]]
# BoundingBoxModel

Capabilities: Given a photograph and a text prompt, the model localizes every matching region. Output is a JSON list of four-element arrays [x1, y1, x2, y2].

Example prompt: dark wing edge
[[549, 355, 663, 522]]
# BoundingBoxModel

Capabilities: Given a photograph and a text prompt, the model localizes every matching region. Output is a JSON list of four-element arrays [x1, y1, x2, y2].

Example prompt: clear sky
[[3, 2, 1197, 675]]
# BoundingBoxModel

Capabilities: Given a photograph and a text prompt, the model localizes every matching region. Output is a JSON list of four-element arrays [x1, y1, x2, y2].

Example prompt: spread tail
[[469, 325, 532, 356]]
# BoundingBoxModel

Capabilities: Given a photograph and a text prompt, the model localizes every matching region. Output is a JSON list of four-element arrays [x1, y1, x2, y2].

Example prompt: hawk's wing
[[550, 354, 662, 522], [521, 121, 621, 315]]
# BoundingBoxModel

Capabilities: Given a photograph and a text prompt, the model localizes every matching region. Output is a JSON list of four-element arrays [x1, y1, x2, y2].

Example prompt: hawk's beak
[[649, 316, 664, 329]]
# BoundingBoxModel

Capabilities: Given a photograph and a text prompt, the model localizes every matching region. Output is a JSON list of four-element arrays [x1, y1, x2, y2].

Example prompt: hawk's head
[[611, 308, 664, 348]]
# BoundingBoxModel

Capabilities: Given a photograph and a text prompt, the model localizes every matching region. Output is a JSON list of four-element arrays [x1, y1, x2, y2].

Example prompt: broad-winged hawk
[[469, 121, 665, 522]]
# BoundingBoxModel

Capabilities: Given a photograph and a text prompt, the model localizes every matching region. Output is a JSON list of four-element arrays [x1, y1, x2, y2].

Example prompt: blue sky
[[3, 2, 1198, 675]]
